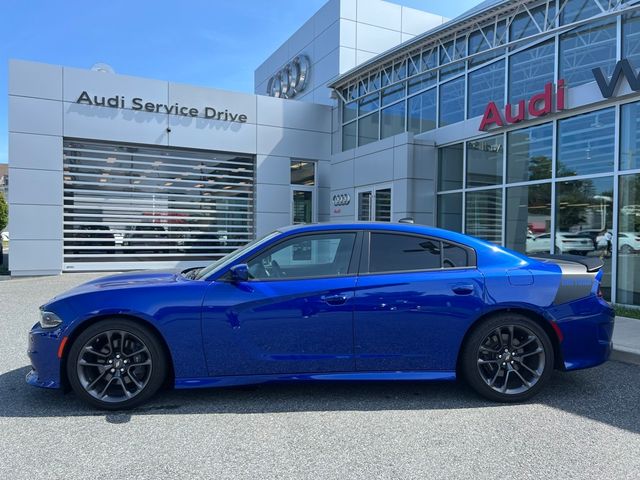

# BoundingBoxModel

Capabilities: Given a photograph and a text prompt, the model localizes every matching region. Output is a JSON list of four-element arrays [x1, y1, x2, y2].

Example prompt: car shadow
[[1, 361, 639, 433]]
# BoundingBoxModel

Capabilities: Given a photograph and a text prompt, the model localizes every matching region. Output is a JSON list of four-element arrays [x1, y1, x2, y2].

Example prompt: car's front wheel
[[461, 313, 554, 402], [66, 319, 167, 410]]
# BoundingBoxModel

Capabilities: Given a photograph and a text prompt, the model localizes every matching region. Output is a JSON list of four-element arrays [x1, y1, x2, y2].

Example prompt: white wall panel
[[9, 60, 62, 100], [9, 133, 63, 171], [9, 96, 62, 136], [9, 205, 63, 240], [8, 168, 62, 206]]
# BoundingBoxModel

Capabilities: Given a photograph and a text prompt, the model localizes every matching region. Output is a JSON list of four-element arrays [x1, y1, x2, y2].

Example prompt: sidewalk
[[612, 316, 640, 365]]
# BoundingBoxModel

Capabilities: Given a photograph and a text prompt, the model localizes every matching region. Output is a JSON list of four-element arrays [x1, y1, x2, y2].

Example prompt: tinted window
[[248, 233, 356, 280], [370, 234, 440, 273], [442, 242, 470, 268], [369, 233, 473, 273]]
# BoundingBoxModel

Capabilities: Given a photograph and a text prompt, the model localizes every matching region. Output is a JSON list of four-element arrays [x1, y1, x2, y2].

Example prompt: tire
[[460, 313, 554, 402], [66, 319, 167, 410], [621, 244, 633, 254]]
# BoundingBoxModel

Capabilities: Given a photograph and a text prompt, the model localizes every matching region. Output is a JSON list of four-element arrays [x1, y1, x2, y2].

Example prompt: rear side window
[[369, 233, 473, 273]]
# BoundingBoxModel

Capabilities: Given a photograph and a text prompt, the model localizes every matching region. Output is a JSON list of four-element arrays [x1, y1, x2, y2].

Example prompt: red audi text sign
[[479, 80, 565, 131]]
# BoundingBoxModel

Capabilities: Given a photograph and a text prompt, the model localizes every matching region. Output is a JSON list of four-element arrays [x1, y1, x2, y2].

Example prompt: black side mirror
[[229, 264, 249, 283]]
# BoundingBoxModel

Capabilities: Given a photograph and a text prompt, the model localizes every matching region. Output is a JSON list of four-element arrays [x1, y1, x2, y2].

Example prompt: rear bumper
[[26, 323, 63, 389], [550, 296, 615, 371]]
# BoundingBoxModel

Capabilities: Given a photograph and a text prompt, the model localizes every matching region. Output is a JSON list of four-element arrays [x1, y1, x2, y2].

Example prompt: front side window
[[247, 233, 356, 280]]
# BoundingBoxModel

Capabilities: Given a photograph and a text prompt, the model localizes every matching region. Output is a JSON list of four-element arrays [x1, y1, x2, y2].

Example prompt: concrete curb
[[611, 347, 640, 366]]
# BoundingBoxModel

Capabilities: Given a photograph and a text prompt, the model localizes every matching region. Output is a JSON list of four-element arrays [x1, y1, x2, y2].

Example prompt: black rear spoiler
[[530, 253, 604, 272]]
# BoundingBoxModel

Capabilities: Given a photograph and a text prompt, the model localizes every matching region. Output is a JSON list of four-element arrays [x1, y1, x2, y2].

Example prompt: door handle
[[322, 294, 348, 305], [451, 284, 475, 295]]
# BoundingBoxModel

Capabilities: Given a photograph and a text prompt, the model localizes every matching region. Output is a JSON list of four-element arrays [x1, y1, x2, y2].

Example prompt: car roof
[[277, 222, 483, 246]]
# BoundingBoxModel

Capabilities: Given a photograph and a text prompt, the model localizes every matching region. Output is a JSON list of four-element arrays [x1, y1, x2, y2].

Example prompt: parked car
[[123, 225, 172, 254], [27, 222, 613, 409], [65, 225, 116, 255], [526, 232, 595, 255], [594, 231, 640, 254]]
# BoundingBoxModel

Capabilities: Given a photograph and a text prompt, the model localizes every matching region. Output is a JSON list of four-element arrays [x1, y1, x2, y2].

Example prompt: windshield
[[193, 231, 280, 280]]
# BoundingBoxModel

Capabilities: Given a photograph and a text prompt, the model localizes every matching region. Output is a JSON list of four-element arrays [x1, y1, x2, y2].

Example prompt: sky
[[0, 0, 481, 164]]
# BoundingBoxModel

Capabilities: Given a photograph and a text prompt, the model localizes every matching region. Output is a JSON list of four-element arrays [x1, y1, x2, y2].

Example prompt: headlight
[[39, 310, 63, 329]]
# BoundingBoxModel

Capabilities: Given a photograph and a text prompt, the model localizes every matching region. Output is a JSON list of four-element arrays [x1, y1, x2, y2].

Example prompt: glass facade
[[336, 0, 640, 305]]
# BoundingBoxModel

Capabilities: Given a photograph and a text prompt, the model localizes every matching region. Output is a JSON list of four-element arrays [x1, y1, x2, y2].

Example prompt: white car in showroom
[[596, 231, 640, 253], [526, 232, 595, 255]]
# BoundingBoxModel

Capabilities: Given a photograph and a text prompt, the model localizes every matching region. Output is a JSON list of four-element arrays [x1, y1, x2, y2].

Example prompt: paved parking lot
[[1, 273, 639, 479]]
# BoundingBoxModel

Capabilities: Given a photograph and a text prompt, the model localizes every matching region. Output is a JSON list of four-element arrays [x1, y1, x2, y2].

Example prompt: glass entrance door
[[292, 189, 314, 224], [357, 186, 392, 222]]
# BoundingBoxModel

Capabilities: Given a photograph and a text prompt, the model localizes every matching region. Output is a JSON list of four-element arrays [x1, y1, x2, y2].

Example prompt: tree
[[0, 191, 7, 232]]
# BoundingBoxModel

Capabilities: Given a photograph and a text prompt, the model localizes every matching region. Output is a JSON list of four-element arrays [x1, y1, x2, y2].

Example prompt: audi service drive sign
[[267, 55, 310, 99]]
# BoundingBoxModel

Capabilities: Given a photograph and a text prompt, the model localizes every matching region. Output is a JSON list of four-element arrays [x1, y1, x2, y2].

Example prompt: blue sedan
[[27, 222, 614, 409]]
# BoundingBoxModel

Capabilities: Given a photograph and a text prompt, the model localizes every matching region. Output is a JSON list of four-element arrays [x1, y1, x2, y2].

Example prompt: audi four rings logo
[[332, 193, 351, 206], [267, 55, 311, 99]]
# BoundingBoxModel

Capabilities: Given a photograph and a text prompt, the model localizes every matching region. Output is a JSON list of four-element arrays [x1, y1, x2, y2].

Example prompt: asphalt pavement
[[1, 273, 639, 480]]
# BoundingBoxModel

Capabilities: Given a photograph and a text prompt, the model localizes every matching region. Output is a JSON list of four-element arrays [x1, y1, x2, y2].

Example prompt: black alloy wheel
[[67, 319, 167, 410], [461, 313, 554, 402]]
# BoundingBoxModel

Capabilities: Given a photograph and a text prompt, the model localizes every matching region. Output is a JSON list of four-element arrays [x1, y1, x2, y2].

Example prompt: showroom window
[[466, 189, 503, 244], [62, 140, 255, 269], [509, 3, 556, 44], [380, 101, 406, 139], [342, 121, 357, 151], [623, 11, 640, 71], [560, 18, 617, 88], [439, 77, 465, 127], [508, 40, 555, 104], [358, 112, 379, 147], [468, 21, 506, 68], [381, 83, 405, 106], [343, 101, 357, 123], [408, 88, 437, 134], [557, 108, 615, 177], [466, 135, 504, 187], [358, 93, 379, 115], [437, 193, 463, 233], [507, 123, 553, 183], [621, 101, 640, 171], [408, 71, 436, 95], [560, 0, 602, 25], [556, 176, 613, 299], [617, 174, 640, 305], [438, 143, 464, 191], [467, 60, 505, 119], [505, 183, 552, 254]]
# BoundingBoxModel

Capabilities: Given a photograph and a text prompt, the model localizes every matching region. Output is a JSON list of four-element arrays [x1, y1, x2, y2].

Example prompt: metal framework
[[331, 0, 639, 103]]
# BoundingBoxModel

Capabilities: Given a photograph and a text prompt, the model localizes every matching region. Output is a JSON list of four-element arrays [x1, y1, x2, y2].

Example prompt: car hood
[[53, 269, 182, 300]]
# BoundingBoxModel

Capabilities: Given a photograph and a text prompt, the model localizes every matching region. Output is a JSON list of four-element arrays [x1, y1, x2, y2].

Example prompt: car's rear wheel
[[66, 319, 167, 410], [461, 313, 554, 402]]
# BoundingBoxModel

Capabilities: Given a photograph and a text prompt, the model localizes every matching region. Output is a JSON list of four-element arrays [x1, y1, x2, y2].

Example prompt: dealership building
[[7, 0, 640, 305]]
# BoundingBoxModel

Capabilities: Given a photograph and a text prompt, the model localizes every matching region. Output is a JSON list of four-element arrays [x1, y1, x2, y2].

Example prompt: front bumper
[[27, 323, 64, 389], [550, 296, 615, 371]]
